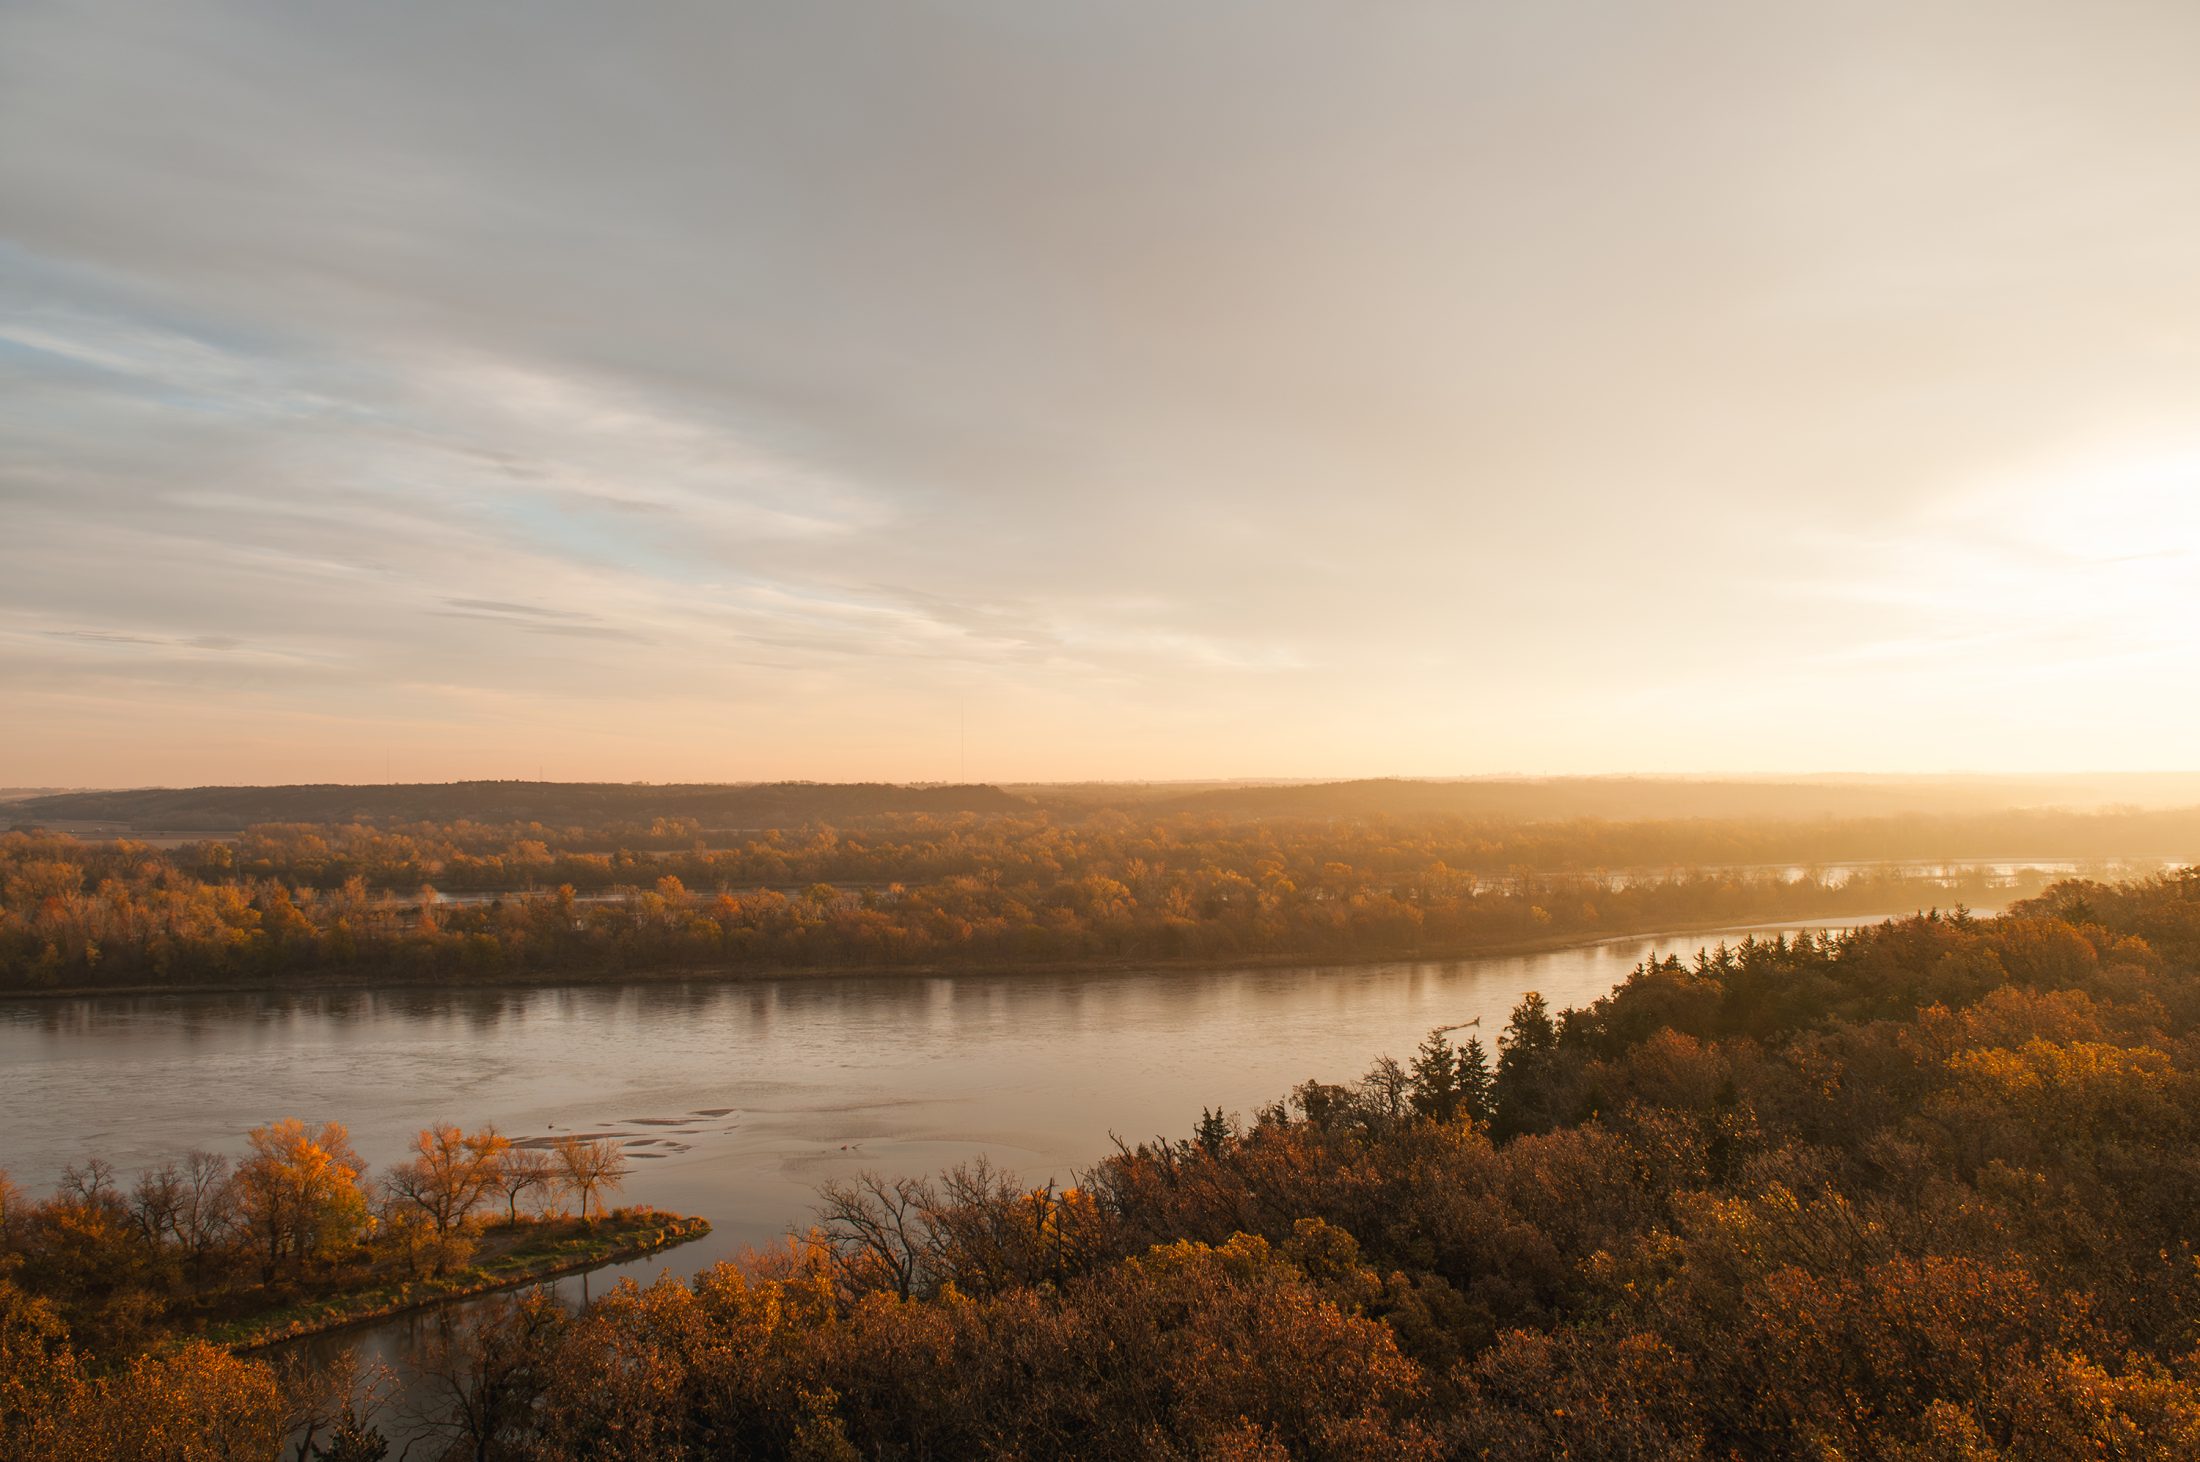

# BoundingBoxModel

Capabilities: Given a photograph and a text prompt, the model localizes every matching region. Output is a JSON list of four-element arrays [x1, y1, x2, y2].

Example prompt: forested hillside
[[10, 872, 2200, 1456]]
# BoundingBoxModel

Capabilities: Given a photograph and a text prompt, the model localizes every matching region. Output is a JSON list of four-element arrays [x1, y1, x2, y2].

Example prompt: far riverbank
[[0, 900, 1993, 1003]]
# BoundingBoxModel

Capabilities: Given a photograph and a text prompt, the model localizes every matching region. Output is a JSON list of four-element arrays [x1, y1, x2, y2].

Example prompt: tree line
[[0, 817, 2080, 989], [12, 806, 2193, 892], [0, 1117, 634, 1360]]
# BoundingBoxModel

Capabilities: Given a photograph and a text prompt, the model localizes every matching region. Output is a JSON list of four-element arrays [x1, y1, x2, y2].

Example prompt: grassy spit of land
[[185, 1209, 710, 1352]]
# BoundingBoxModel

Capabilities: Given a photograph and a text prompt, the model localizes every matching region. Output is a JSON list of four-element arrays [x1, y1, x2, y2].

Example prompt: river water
[[0, 916, 1894, 1445]]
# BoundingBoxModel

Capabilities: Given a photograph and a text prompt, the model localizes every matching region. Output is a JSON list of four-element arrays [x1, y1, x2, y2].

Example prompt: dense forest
[[0, 806, 2133, 990], [9, 871, 2200, 1457]]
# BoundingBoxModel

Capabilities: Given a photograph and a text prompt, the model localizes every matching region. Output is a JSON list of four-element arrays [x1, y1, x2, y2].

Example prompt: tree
[[127, 1164, 185, 1250], [1495, 991, 1562, 1136], [0, 1277, 78, 1457], [94, 1342, 286, 1459], [551, 1137, 629, 1221], [1410, 1029, 1462, 1121], [16, 1178, 163, 1354], [493, 1148, 557, 1223], [378, 1206, 474, 1281], [1193, 1107, 1234, 1155], [412, 1290, 566, 1462], [0, 1168, 23, 1238], [56, 1159, 117, 1208], [1459, 1035, 1495, 1126], [382, 1125, 509, 1236], [233, 1119, 368, 1277], [278, 1349, 393, 1462], [173, 1152, 235, 1273], [1361, 1055, 1412, 1125], [818, 1172, 931, 1300]]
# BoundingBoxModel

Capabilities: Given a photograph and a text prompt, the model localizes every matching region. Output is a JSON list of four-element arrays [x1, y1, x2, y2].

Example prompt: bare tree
[[58, 1155, 118, 1206], [130, 1161, 188, 1246], [273, 1347, 395, 1462], [411, 1290, 566, 1460], [551, 1136, 629, 1220], [816, 1160, 1095, 1302], [1360, 1054, 1412, 1126], [175, 1150, 236, 1270], [493, 1148, 557, 1223], [817, 1172, 936, 1300]]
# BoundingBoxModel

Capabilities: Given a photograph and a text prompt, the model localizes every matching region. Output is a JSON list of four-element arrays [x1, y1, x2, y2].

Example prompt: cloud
[[443, 599, 595, 621], [5, 1, 2200, 779]]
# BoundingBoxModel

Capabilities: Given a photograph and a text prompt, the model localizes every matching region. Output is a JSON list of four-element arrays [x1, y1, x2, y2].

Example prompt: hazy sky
[[6, 2, 2200, 785]]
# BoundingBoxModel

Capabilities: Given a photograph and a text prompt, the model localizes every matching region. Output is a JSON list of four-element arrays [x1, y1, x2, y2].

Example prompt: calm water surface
[[2, 919, 1892, 1239], [0, 916, 1895, 1444]]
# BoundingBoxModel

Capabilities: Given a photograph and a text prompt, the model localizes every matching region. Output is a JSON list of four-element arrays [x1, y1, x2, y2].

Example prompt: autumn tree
[[382, 1124, 510, 1236], [0, 1277, 284, 1461], [232, 1119, 368, 1277], [551, 1136, 629, 1220], [20, 1166, 166, 1352]]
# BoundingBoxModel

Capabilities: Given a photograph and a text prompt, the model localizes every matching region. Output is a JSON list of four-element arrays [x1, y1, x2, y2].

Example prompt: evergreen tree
[[1409, 1029, 1461, 1121], [1459, 1035, 1494, 1126], [1494, 991, 1560, 1137]]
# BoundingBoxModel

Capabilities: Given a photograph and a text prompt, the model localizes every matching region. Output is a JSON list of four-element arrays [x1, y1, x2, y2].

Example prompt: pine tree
[[1459, 1035, 1494, 1126], [1410, 1029, 1461, 1121], [1495, 991, 1560, 1136]]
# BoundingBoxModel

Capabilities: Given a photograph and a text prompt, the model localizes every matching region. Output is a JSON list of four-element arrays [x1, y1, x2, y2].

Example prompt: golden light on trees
[[231, 1119, 367, 1278]]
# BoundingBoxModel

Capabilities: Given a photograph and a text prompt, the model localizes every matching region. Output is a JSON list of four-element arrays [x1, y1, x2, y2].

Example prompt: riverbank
[[188, 1210, 710, 1352], [1, 904, 1957, 1002]]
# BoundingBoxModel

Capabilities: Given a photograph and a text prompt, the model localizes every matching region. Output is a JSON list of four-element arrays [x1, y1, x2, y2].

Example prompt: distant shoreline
[[0, 908, 1947, 1003]]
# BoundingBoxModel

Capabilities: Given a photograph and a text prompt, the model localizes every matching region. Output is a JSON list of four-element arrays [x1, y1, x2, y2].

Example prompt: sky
[[5, 1, 2200, 786]]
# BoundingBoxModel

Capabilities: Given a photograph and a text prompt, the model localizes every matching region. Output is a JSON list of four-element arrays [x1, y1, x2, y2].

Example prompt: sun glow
[[1991, 446, 2200, 564]]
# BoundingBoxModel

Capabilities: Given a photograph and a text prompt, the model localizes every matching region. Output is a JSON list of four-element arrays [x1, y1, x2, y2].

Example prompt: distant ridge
[[18, 774, 2200, 835], [1059, 774, 2200, 822], [8, 781, 1028, 831]]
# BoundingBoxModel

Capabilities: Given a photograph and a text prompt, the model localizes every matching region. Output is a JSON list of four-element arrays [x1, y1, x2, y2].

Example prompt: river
[[0, 915, 1897, 1447]]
